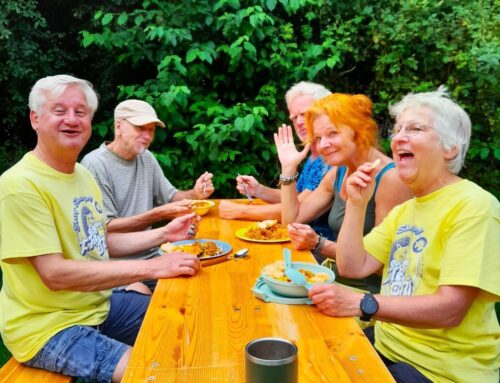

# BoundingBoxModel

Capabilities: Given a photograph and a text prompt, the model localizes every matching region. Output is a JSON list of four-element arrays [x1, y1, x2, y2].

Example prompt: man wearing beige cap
[[82, 99, 214, 286]]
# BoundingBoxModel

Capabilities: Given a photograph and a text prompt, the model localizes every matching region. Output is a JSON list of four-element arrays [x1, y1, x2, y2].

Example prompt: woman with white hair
[[309, 87, 500, 382]]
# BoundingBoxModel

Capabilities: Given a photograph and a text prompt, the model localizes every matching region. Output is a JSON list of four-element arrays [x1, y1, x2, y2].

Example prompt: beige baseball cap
[[114, 99, 165, 128]]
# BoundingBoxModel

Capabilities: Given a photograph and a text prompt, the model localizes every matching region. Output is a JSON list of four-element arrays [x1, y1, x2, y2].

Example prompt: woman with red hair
[[275, 93, 412, 293]]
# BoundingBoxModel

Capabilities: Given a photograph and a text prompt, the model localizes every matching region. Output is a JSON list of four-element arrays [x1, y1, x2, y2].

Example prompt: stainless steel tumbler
[[245, 338, 298, 383]]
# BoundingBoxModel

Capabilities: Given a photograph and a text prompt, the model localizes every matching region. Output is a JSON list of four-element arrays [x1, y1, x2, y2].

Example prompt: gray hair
[[285, 81, 331, 106], [29, 74, 98, 116], [389, 86, 471, 174]]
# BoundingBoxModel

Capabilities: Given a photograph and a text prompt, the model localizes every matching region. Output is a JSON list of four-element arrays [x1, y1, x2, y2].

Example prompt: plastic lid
[[252, 277, 313, 305]]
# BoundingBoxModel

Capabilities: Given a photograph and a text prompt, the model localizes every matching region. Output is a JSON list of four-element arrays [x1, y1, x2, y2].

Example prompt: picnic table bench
[[0, 357, 73, 383]]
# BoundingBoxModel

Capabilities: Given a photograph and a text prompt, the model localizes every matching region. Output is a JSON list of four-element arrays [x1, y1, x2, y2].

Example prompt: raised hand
[[236, 175, 259, 198], [273, 124, 310, 173], [345, 161, 379, 207], [194, 171, 214, 198]]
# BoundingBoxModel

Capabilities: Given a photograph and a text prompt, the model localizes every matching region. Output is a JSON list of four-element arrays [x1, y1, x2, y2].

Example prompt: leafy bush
[[0, 0, 498, 198], [80, 0, 499, 197]]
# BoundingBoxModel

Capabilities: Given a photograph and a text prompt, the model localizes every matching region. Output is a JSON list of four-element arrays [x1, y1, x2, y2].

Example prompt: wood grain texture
[[0, 358, 73, 383], [123, 200, 395, 383]]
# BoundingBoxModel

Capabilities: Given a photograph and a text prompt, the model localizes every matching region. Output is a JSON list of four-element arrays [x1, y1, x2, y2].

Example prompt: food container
[[261, 262, 335, 298], [191, 200, 215, 216]]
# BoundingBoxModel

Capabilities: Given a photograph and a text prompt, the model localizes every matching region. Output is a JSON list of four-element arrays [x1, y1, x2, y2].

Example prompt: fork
[[237, 173, 254, 200]]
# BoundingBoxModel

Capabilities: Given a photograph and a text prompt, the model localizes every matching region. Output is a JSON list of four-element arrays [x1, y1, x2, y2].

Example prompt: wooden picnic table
[[122, 200, 395, 383]]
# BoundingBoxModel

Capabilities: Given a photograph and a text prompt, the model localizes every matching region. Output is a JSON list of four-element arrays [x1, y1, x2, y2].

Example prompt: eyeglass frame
[[389, 120, 434, 140]]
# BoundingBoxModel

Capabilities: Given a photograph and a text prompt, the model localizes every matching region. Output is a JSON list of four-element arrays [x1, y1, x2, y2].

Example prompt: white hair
[[285, 81, 331, 105], [29, 74, 98, 116], [389, 85, 471, 174]]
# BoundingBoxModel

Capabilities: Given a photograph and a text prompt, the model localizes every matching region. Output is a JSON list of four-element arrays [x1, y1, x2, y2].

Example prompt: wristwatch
[[360, 294, 379, 322]]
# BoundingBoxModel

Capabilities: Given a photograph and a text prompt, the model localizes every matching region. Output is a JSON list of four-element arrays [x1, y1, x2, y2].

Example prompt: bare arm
[[106, 200, 193, 233], [29, 252, 200, 292], [218, 200, 282, 221], [106, 213, 198, 258], [293, 169, 336, 223], [310, 283, 479, 328], [236, 175, 281, 203], [336, 163, 387, 277], [374, 168, 413, 225]]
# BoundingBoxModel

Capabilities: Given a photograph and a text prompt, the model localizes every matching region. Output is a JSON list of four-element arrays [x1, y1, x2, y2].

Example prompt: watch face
[[362, 295, 378, 315]]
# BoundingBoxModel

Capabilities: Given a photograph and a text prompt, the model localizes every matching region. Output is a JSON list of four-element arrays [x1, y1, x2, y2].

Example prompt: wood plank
[[123, 200, 395, 382], [0, 358, 73, 383]]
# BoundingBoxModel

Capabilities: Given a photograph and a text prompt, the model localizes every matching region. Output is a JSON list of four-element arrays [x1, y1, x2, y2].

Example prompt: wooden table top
[[123, 200, 394, 383]]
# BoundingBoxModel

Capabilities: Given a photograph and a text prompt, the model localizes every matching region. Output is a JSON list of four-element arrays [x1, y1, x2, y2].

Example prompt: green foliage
[[78, 0, 498, 197], [0, 0, 498, 198]]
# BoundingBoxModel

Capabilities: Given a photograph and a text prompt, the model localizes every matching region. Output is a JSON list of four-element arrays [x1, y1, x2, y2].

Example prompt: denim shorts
[[25, 290, 150, 383]]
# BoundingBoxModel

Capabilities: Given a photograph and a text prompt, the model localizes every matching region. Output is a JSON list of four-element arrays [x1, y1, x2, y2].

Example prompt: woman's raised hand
[[273, 124, 310, 173], [345, 161, 378, 207]]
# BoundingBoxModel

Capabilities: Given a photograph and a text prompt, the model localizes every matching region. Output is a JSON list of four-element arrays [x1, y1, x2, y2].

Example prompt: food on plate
[[160, 241, 221, 258], [262, 260, 330, 284], [245, 220, 288, 240]]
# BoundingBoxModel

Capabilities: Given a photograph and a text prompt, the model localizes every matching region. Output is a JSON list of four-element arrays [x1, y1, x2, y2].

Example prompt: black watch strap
[[360, 293, 379, 322]]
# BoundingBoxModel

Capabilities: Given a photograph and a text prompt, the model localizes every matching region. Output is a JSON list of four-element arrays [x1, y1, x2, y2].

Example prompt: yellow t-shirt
[[365, 179, 500, 383], [0, 153, 111, 362]]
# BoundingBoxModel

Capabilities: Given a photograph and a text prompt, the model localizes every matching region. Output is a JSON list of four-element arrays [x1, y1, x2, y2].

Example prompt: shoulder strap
[[374, 162, 396, 193], [333, 166, 347, 193]]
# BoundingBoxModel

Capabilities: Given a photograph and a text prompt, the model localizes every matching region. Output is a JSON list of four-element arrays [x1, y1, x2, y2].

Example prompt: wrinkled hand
[[162, 213, 200, 242], [236, 175, 259, 198], [309, 283, 363, 317], [152, 252, 201, 279], [287, 223, 318, 250], [158, 199, 193, 219], [345, 162, 378, 207], [194, 171, 214, 199], [274, 124, 310, 172], [218, 200, 243, 220]]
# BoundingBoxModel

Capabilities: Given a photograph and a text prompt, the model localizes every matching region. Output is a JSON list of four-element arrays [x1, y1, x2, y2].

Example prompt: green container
[[245, 338, 298, 383]]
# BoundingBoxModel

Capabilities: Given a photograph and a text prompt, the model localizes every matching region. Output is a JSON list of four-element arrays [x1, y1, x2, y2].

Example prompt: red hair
[[305, 93, 379, 154]]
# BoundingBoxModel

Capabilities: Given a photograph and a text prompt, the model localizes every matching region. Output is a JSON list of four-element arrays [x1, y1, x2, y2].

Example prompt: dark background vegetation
[[0, 0, 498, 366]]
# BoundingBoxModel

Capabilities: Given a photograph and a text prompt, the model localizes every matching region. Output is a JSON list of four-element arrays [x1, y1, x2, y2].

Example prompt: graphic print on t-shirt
[[73, 196, 107, 258], [382, 224, 427, 296]]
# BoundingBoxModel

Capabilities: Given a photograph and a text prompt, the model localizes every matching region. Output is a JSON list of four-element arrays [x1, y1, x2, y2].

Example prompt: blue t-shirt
[[296, 155, 334, 247]]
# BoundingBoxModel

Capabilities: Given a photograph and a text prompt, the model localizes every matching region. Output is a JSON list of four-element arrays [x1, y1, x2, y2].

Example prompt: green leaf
[[494, 148, 500, 161], [81, 31, 94, 48], [117, 13, 128, 26], [102, 13, 113, 26], [266, 0, 277, 11], [186, 48, 198, 63], [480, 147, 489, 159]]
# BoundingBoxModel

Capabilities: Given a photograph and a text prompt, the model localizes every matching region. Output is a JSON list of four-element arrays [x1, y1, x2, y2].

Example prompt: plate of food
[[235, 220, 290, 243], [160, 239, 232, 260]]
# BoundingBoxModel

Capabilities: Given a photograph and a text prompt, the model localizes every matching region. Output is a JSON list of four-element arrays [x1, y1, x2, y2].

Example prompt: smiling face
[[30, 85, 92, 169], [287, 94, 314, 142], [391, 107, 458, 196], [312, 114, 357, 167], [114, 120, 156, 159]]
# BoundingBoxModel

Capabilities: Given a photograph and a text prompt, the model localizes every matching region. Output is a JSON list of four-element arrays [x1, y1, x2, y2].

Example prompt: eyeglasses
[[390, 121, 434, 140]]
